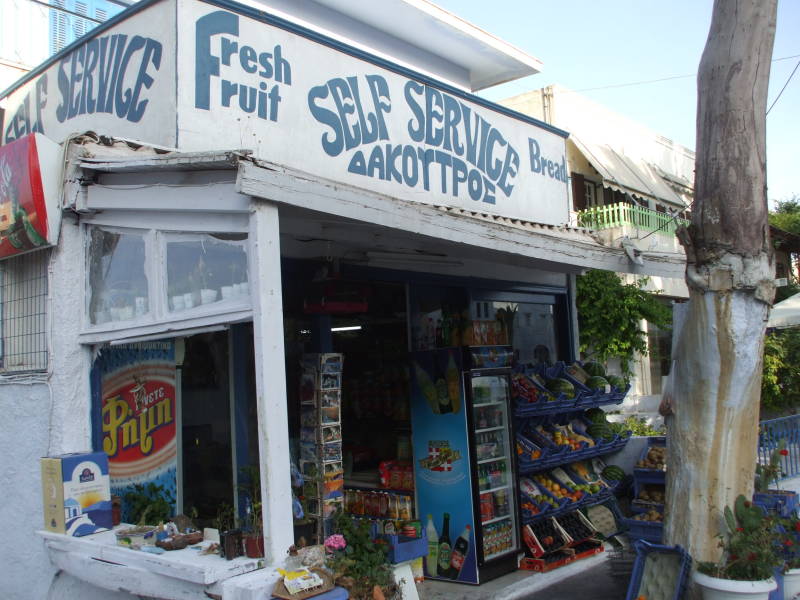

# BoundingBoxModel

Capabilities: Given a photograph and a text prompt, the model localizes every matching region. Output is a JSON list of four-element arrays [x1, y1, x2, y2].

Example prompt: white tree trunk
[[664, 0, 778, 576]]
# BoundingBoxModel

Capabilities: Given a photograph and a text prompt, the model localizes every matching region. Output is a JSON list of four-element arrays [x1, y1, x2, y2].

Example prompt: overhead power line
[[767, 59, 800, 114], [572, 54, 800, 93]]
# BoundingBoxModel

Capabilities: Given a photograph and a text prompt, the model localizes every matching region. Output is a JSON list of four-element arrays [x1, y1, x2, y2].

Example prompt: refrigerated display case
[[464, 347, 521, 581], [410, 346, 520, 585]]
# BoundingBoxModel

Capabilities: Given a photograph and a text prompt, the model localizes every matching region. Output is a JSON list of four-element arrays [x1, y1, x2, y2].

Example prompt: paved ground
[[418, 545, 631, 600]]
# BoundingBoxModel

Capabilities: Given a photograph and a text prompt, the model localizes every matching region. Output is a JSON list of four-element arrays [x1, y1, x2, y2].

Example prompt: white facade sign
[[0, 1, 176, 149], [177, 0, 568, 225], [2, 0, 568, 225]]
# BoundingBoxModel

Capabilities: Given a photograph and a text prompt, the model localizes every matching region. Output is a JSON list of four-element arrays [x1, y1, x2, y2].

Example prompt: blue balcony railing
[[759, 415, 800, 480]]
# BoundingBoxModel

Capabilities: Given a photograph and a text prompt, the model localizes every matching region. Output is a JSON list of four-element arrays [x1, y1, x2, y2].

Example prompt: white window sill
[[78, 306, 253, 345], [39, 528, 281, 599]]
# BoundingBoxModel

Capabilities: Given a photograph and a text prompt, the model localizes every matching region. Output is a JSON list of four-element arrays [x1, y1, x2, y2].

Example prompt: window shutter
[[571, 172, 586, 212]]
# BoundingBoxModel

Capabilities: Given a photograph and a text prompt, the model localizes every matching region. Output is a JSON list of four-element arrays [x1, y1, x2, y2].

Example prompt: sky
[[433, 0, 799, 205]]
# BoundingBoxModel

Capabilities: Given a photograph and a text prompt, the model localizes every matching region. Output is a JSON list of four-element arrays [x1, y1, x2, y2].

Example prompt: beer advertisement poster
[[410, 348, 478, 583]]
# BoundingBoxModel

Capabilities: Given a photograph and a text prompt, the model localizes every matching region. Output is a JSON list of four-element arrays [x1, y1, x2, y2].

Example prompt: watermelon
[[545, 378, 575, 397], [585, 408, 607, 424], [602, 465, 625, 481], [607, 375, 627, 390], [586, 376, 610, 391], [582, 361, 606, 377]]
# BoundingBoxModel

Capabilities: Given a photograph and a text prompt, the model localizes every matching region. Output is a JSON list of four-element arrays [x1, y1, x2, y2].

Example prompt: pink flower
[[324, 534, 347, 552]]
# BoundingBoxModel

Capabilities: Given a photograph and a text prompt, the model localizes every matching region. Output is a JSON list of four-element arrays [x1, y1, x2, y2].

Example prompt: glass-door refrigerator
[[464, 346, 520, 582], [410, 346, 520, 585]]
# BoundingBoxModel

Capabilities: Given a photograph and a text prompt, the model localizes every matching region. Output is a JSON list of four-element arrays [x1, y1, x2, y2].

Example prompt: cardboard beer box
[[41, 451, 113, 536]]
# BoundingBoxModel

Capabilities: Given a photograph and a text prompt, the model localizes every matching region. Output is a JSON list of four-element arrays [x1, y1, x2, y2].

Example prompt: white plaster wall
[[0, 380, 55, 600], [0, 214, 105, 599]]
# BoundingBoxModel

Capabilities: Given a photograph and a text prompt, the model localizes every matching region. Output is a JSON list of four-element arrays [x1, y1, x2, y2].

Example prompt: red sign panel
[[0, 134, 50, 259]]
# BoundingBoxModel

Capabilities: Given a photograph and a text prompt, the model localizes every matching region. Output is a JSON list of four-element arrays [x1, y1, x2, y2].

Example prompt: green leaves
[[576, 270, 672, 376]]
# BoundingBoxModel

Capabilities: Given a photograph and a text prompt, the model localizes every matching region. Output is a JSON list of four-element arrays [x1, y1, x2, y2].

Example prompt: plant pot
[[693, 570, 777, 600], [783, 568, 800, 599], [244, 533, 264, 558], [220, 529, 243, 561]]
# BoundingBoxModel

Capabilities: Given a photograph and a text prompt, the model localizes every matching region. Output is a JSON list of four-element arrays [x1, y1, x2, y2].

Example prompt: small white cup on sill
[[118, 306, 134, 321], [183, 292, 195, 309], [109, 307, 122, 321], [171, 295, 185, 311], [94, 311, 110, 324], [239, 281, 250, 296], [201, 288, 218, 304], [221, 285, 234, 300], [135, 296, 148, 317]]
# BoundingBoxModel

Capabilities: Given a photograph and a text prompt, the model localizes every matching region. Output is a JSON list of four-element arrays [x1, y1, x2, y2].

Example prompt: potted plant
[[324, 511, 400, 600], [239, 465, 264, 558], [776, 512, 800, 599], [694, 494, 782, 599], [214, 502, 242, 560], [754, 440, 798, 517]]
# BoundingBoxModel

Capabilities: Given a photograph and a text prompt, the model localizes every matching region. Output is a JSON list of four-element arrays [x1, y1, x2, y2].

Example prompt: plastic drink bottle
[[425, 514, 439, 576]]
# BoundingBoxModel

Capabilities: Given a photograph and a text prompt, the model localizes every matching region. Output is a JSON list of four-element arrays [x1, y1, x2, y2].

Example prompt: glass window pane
[[88, 228, 148, 324], [491, 301, 558, 366], [166, 233, 248, 312]]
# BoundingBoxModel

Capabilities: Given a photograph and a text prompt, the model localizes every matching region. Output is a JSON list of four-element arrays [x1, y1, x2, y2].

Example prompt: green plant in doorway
[[576, 269, 671, 378]]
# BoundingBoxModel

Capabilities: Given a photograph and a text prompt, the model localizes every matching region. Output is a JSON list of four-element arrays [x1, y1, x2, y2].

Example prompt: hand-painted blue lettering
[[83, 39, 99, 114], [528, 137, 567, 183], [195, 11, 239, 111], [404, 81, 425, 142], [239, 45, 257, 73], [347, 150, 366, 175], [365, 75, 390, 141], [195, 11, 290, 123], [67, 45, 85, 119], [385, 144, 403, 183], [308, 84, 344, 157], [402, 145, 419, 187], [115, 35, 146, 119], [424, 86, 444, 147], [443, 94, 463, 154], [48, 30, 162, 125], [127, 38, 162, 123], [366, 145, 385, 179]]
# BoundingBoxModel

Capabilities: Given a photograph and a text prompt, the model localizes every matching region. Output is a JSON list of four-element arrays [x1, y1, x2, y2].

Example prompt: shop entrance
[[180, 326, 259, 527]]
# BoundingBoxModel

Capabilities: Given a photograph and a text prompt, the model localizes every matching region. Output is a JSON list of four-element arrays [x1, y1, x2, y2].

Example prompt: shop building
[[0, 1, 685, 599]]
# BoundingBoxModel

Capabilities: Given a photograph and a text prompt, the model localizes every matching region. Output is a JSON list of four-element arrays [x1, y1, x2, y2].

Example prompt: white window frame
[[79, 213, 253, 345]]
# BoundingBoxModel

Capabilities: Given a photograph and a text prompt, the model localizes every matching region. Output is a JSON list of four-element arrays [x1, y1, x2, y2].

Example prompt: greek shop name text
[[308, 76, 519, 204]]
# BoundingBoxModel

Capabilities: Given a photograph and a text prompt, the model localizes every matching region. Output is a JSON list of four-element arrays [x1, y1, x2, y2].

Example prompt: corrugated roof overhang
[[570, 136, 687, 208]]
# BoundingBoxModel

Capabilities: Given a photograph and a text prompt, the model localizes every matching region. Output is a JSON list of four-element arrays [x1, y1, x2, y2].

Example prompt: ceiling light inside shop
[[331, 325, 362, 332]]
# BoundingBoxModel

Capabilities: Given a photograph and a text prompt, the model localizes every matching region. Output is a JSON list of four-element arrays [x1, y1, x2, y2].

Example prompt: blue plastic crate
[[619, 516, 663, 544], [625, 540, 691, 600], [379, 529, 428, 564], [633, 436, 667, 484], [753, 490, 799, 517]]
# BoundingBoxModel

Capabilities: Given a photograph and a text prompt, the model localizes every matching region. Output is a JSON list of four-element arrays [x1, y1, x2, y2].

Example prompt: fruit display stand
[[519, 511, 604, 572], [513, 361, 631, 527]]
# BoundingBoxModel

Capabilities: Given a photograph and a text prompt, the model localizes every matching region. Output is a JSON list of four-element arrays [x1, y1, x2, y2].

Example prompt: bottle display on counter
[[425, 514, 439, 576], [437, 512, 452, 575], [445, 524, 472, 579]]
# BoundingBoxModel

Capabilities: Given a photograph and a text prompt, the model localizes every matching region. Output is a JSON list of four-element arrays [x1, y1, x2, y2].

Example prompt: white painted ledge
[[39, 528, 283, 600]]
